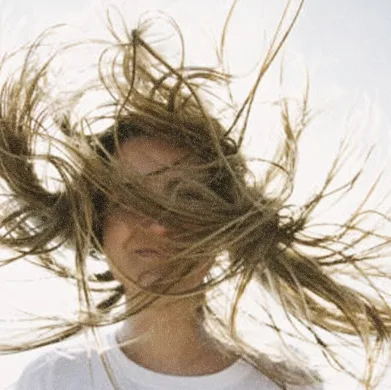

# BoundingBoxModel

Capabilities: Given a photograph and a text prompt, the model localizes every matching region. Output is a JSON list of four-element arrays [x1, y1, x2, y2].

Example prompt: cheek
[[102, 215, 129, 254], [102, 217, 134, 285]]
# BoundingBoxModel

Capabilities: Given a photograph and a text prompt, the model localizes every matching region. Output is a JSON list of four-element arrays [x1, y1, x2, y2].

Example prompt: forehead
[[116, 136, 191, 175]]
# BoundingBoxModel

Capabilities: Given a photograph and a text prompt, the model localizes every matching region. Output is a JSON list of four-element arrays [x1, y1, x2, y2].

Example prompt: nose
[[147, 220, 170, 236], [139, 215, 170, 236]]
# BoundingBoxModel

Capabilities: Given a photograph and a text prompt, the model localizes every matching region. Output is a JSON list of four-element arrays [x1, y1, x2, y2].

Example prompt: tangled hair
[[1, 1, 391, 389]]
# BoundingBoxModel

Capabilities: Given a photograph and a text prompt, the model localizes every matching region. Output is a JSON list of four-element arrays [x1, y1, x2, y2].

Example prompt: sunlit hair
[[1, 1, 391, 389]]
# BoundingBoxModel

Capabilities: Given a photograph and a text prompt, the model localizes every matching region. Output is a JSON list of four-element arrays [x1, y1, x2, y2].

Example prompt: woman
[[2, 1, 390, 389]]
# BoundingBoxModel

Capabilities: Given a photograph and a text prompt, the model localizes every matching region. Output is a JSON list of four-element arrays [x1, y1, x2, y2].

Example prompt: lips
[[134, 249, 161, 257]]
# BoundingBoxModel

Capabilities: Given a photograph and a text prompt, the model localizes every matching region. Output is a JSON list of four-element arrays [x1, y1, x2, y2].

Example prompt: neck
[[116, 296, 238, 375]]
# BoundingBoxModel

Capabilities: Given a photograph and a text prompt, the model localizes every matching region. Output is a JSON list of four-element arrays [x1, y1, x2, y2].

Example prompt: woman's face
[[102, 136, 210, 291]]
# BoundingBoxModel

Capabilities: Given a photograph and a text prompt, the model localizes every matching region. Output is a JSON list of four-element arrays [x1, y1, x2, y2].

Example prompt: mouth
[[134, 249, 161, 257]]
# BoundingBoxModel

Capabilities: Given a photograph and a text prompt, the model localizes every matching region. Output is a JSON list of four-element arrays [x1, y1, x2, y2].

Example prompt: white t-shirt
[[12, 326, 322, 390]]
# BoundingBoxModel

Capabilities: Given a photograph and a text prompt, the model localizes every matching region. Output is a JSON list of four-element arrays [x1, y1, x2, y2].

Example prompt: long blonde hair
[[1, 1, 390, 389]]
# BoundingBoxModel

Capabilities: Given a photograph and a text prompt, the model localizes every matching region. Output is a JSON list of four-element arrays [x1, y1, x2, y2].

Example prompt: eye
[[162, 178, 204, 203], [175, 189, 204, 203], [104, 201, 135, 219], [180, 191, 203, 201]]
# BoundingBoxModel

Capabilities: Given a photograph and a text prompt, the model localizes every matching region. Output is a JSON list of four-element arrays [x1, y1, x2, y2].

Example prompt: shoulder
[[12, 340, 108, 390], [12, 351, 52, 390], [235, 360, 324, 390]]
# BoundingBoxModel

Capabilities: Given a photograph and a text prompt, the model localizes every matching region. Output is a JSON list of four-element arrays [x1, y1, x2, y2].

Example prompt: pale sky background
[[0, 0, 390, 389]]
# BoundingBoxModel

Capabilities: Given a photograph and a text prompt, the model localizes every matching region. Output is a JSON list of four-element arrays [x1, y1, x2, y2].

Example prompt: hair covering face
[[0, 1, 390, 388]]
